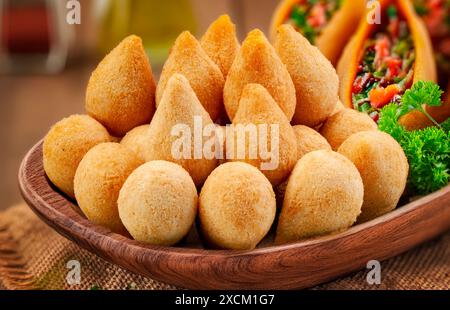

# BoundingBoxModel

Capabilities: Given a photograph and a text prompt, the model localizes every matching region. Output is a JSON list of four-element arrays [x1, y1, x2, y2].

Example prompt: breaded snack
[[200, 14, 240, 77], [120, 124, 149, 162], [144, 74, 218, 186], [118, 160, 198, 245], [110, 136, 122, 143], [293, 125, 331, 160], [230, 84, 298, 186], [43, 115, 111, 198], [214, 124, 227, 165], [319, 109, 378, 150], [156, 31, 225, 121], [270, 0, 366, 66], [276, 150, 363, 243], [426, 81, 450, 125], [86, 35, 156, 136], [272, 123, 332, 207], [275, 123, 331, 204], [199, 162, 276, 250], [338, 0, 440, 130], [275, 25, 339, 127], [224, 29, 296, 121], [331, 100, 346, 116], [338, 131, 409, 223], [74, 143, 142, 235]]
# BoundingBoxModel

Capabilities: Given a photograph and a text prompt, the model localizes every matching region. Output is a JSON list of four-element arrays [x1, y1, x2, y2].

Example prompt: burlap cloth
[[0, 203, 448, 290]]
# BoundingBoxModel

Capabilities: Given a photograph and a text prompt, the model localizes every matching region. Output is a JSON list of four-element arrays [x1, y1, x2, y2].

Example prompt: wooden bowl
[[19, 141, 450, 289]]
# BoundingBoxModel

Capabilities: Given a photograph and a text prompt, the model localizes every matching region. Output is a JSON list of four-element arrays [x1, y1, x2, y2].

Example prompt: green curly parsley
[[378, 81, 450, 195]]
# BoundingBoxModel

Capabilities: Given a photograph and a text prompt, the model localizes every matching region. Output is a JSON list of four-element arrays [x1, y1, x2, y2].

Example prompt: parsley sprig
[[378, 81, 450, 195], [399, 81, 443, 127]]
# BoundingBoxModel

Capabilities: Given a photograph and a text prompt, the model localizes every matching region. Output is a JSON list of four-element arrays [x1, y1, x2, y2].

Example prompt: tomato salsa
[[352, 5, 415, 122], [285, 0, 343, 44], [414, 0, 450, 83]]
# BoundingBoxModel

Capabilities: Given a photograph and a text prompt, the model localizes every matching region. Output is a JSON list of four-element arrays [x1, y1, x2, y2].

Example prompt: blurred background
[[0, 0, 279, 210]]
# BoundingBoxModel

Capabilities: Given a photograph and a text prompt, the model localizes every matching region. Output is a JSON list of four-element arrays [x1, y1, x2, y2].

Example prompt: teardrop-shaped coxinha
[[270, 0, 366, 66], [338, 0, 450, 130]]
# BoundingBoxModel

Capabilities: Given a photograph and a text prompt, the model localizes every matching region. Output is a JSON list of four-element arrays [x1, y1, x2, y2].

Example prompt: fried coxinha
[[270, 0, 365, 65], [413, 0, 450, 84]]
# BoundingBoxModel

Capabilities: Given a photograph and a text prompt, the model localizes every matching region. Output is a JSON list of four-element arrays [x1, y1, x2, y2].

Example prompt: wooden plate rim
[[18, 140, 450, 289]]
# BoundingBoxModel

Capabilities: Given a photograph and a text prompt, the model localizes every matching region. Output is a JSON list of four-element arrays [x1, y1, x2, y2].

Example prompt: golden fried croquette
[[275, 25, 339, 127], [276, 150, 363, 243], [74, 143, 142, 234], [110, 136, 122, 143], [118, 160, 198, 245], [214, 124, 227, 165], [156, 31, 225, 121], [120, 124, 149, 162], [274, 126, 330, 208], [230, 83, 298, 186], [331, 100, 346, 116], [224, 29, 296, 121], [43, 115, 111, 198], [338, 131, 409, 223], [200, 14, 240, 77], [274, 180, 288, 209], [199, 162, 276, 250], [319, 109, 378, 150], [144, 74, 218, 186], [293, 125, 331, 160], [86, 35, 156, 136]]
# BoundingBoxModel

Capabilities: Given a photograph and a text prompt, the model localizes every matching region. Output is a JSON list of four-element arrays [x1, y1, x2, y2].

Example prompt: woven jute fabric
[[0, 203, 448, 290]]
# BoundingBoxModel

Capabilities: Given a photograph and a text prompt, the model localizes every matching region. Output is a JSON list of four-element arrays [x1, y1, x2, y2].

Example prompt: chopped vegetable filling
[[285, 0, 343, 44], [414, 0, 450, 82], [352, 5, 415, 122], [378, 81, 450, 195]]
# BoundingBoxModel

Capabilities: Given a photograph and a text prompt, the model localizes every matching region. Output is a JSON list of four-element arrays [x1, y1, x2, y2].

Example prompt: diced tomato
[[353, 77, 363, 93], [375, 36, 390, 62], [352, 73, 371, 94], [429, 0, 443, 10], [307, 4, 326, 28], [357, 64, 364, 74], [385, 56, 402, 77], [388, 18, 399, 38], [369, 111, 379, 123], [369, 84, 401, 108], [424, 1, 446, 37]]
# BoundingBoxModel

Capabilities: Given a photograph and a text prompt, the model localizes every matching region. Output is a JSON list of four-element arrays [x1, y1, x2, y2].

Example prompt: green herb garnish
[[378, 81, 450, 195], [399, 81, 443, 126], [387, 5, 398, 18]]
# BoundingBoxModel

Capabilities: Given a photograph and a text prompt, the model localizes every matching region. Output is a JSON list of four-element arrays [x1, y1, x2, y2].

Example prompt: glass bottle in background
[[97, 0, 197, 69], [0, 0, 72, 74]]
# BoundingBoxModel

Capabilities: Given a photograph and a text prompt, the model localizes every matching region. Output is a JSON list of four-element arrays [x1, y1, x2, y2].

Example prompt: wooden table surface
[[0, 62, 95, 210]]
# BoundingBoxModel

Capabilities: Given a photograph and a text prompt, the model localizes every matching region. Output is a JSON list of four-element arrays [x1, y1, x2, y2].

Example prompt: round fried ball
[[331, 100, 346, 116], [43, 114, 111, 198], [120, 124, 149, 162], [319, 109, 377, 150], [276, 150, 363, 244], [118, 160, 198, 245], [274, 126, 331, 208], [74, 143, 142, 234], [199, 162, 276, 250], [293, 125, 331, 160], [338, 131, 408, 222]]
